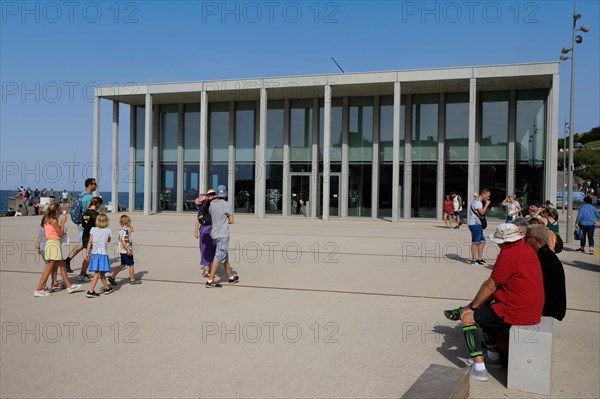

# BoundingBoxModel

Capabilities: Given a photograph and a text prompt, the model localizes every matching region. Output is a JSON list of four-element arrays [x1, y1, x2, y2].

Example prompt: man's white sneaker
[[67, 284, 83, 294], [34, 290, 51, 297], [469, 367, 489, 381], [466, 355, 503, 369]]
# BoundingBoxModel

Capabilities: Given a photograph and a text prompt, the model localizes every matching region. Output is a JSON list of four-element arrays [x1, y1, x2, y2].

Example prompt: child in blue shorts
[[108, 215, 141, 286]]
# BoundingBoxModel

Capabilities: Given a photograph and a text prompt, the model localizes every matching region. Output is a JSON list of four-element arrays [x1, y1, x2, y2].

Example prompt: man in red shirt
[[459, 223, 544, 381]]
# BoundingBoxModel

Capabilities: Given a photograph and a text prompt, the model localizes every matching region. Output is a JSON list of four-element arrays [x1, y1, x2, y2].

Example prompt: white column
[[467, 78, 477, 217], [323, 85, 332, 220], [143, 94, 153, 215], [228, 101, 235, 200], [129, 106, 136, 211], [392, 82, 401, 222], [341, 96, 349, 218], [257, 88, 267, 218], [111, 101, 119, 213], [152, 105, 160, 214], [282, 99, 290, 215], [311, 97, 319, 218], [436, 93, 445, 221], [372, 95, 380, 219], [200, 91, 208, 194], [507, 90, 516, 197], [546, 73, 559, 206], [404, 94, 412, 219], [177, 103, 184, 212], [92, 94, 100, 196]]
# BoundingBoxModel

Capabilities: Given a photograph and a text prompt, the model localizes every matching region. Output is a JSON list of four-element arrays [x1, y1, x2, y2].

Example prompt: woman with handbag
[[575, 196, 600, 255]]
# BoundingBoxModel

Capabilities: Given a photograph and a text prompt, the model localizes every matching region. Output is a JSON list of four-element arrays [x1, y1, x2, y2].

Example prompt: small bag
[[472, 203, 487, 229], [574, 228, 584, 241], [554, 234, 563, 254]]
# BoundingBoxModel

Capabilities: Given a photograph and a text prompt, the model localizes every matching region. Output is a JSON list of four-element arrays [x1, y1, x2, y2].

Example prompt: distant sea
[[1, 190, 129, 215]]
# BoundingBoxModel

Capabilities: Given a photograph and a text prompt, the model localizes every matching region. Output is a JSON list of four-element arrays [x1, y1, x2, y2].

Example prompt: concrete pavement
[[1, 213, 598, 398]]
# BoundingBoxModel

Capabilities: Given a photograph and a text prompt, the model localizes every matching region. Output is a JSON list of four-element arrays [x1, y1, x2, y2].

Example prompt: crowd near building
[[94, 62, 559, 221]]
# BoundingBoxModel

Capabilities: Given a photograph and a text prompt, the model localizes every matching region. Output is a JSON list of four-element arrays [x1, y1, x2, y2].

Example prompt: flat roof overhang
[[97, 62, 559, 106]]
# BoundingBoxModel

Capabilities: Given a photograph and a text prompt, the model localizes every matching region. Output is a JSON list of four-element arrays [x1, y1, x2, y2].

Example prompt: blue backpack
[[71, 192, 91, 224]]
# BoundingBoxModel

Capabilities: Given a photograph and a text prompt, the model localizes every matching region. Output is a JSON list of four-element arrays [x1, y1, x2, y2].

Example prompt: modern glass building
[[95, 62, 559, 221]]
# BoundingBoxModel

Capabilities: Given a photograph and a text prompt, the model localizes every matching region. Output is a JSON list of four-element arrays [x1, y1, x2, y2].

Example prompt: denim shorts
[[213, 237, 229, 264], [469, 224, 485, 243]]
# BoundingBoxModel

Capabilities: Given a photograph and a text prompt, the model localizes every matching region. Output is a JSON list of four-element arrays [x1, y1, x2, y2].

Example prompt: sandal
[[130, 279, 142, 285]]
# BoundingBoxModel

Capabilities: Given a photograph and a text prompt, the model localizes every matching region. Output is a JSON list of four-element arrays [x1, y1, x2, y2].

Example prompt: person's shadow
[[434, 323, 469, 368]]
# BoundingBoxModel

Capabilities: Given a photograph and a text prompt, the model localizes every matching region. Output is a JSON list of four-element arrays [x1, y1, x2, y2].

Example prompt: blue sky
[[1, 0, 599, 192]]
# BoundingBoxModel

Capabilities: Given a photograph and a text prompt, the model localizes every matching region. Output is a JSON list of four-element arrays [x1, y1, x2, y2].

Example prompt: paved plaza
[[1, 213, 599, 398]]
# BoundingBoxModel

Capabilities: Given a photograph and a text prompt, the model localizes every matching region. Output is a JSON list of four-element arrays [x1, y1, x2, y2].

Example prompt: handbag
[[471, 203, 487, 229], [554, 234, 563, 254], [574, 228, 584, 241]]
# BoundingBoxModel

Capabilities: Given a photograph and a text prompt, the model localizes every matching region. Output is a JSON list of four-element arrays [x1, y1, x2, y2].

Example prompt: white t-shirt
[[468, 199, 483, 225], [453, 196, 462, 212], [506, 201, 520, 220], [89, 227, 112, 255]]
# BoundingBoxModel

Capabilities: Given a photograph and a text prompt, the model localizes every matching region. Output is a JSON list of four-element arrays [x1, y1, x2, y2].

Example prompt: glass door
[[319, 173, 340, 217], [290, 174, 310, 216]]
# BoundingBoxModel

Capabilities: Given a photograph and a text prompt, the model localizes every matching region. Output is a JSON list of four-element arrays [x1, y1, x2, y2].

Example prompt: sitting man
[[525, 224, 567, 321], [459, 224, 544, 381]]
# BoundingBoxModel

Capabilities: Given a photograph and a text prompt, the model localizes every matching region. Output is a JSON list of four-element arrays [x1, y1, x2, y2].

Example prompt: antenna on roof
[[331, 57, 345, 73]]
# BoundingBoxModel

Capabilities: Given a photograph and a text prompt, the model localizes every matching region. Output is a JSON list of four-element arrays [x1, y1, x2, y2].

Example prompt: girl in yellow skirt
[[34, 204, 83, 297]]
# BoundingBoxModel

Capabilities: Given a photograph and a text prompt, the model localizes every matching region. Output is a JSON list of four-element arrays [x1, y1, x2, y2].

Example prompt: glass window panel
[[479, 163, 507, 220], [134, 163, 144, 210], [234, 163, 255, 213], [318, 98, 343, 162], [290, 99, 313, 161], [377, 163, 404, 218], [159, 163, 177, 211], [444, 163, 468, 220], [445, 93, 469, 161], [349, 97, 373, 162], [209, 102, 229, 162], [267, 100, 284, 162], [184, 104, 200, 162], [207, 162, 228, 193], [479, 91, 509, 161], [412, 94, 438, 161], [516, 90, 546, 162], [160, 105, 178, 162], [183, 163, 199, 212], [411, 163, 437, 218], [348, 164, 372, 217], [135, 107, 145, 161], [266, 163, 283, 214], [379, 96, 405, 162], [515, 162, 544, 208], [236, 101, 256, 162]]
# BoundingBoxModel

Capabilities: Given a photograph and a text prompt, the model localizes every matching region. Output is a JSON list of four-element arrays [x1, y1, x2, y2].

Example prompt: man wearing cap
[[206, 185, 239, 288], [459, 223, 544, 381]]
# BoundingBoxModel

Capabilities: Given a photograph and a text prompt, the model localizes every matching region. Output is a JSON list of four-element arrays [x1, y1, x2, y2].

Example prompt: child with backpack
[[84, 213, 114, 298], [108, 215, 141, 286]]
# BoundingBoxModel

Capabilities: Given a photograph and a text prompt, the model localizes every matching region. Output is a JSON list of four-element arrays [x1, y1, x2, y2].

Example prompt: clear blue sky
[[1, 0, 598, 192]]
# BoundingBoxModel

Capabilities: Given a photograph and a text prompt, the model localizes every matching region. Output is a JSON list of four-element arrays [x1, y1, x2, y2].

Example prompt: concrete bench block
[[402, 364, 469, 399], [507, 316, 553, 396]]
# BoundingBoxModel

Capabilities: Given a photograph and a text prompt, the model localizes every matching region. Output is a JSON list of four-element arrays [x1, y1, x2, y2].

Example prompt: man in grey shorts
[[206, 185, 239, 288]]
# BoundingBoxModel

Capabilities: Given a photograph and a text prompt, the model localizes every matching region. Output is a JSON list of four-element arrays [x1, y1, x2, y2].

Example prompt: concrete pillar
[[129, 106, 136, 211], [228, 101, 235, 201], [467, 78, 477, 216], [257, 88, 267, 218], [323, 85, 332, 220], [177, 103, 184, 212], [111, 101, 119, 213], [311, 97, 319, 218], [392, 82, 401, 222], [436, 92, 445, 221], [404, 95, 412, 219], [341, 96, 349, 218], [283, 99, 290, 216], [507, 90, 516, 198], [372, 95, 380, 219], [152, 105, 160, 214], [200, 90, 208, 194], [92, 94, 100, 196], [546, 74, 559, 207], [144, 93, 152, 215]]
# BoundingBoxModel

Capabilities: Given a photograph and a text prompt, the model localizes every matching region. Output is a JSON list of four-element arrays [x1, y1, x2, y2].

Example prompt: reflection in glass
[[234, 163, 255, 214], [516, 90, 546, 162], [411, 163, 437, 218], [379, 96, 405, 162], [290, 99, 312, 161], [377, 164, 403, 218], [160, 105, 178, 162], [318, 98, 343, 161], [267, 101, 284, 162], [184, 104, 200, 162], [183, 163, 199, 212], [135, 107, 145, 161], [480, 92, 508, 161], [236, 102, 255, 162], [348, 164, 372, 217], [349, 97, 373, 162], [207, 163, 228, 194], [445, 93, 469, 161], [479, 164, 507, 220], [135, 163, 144, 210], [412, 94, 438, 161], [159, 164, 177, 211], [209, 103, 229, 162], [265, 163, 283, 214]]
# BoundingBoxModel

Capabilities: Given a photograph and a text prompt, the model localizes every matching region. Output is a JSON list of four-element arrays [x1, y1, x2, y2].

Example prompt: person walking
[[443, 195, 454, 228], [468, 189, 491, 265], [109, 215, 141, 285], [575, 196, 600, 255], [451, 192, 463, 228], [194, 189, 217, 278], [64, 178, 96, 272], [206, 185, 239, 288], [84, 214, 114, 297]]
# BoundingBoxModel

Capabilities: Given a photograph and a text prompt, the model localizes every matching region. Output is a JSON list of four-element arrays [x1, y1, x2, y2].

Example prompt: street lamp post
[[560, 0, 590, 243], [562, 122, 568, 214]]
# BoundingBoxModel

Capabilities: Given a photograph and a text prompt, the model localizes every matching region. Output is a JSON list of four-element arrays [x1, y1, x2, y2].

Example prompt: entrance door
[[290, 174, 310, 216], [319, 173, 340, 217]]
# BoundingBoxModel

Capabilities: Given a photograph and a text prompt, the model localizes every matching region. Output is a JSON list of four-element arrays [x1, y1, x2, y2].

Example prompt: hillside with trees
[[558, 126, 600, 184]]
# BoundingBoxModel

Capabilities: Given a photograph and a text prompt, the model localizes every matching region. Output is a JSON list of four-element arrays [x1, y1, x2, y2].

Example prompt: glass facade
[[135, 107, 145, 161], [209, 102, 229, 162], [412, 94, 438, 218], [444, 93, 469, 202], [480, 91, 509, 161], [290, 99, 313, 161], [159, 163, 177, 211], [265, 163, 283, 214], [235, 102, 256, 213], [318, 98, 343, 162], [184, 104, 200, 162], [183, 163, 199, 212], [267, 100, 284, 162]]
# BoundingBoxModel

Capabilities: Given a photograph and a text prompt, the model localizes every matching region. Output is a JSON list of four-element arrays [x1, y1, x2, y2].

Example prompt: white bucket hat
[[490, 223, 523, 244]]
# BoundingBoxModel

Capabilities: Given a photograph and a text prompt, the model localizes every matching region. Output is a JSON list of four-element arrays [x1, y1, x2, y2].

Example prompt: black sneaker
[[102, 287, 114, 295], [476, 260, 486, 265], [444, 306, 463, 321], [64, 258, 73, 273], [228, 275, 240, 284], [86, 291, 100, 298], [575, 248, 584, 253], [205, 281, 222, 288]]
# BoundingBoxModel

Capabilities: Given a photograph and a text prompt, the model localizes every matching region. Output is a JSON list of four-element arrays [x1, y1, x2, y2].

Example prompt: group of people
[[442, 192, 463, 228], [16, 186, 72, 205], [194, 185, 239, 288], [34, 178, 139, 298]]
